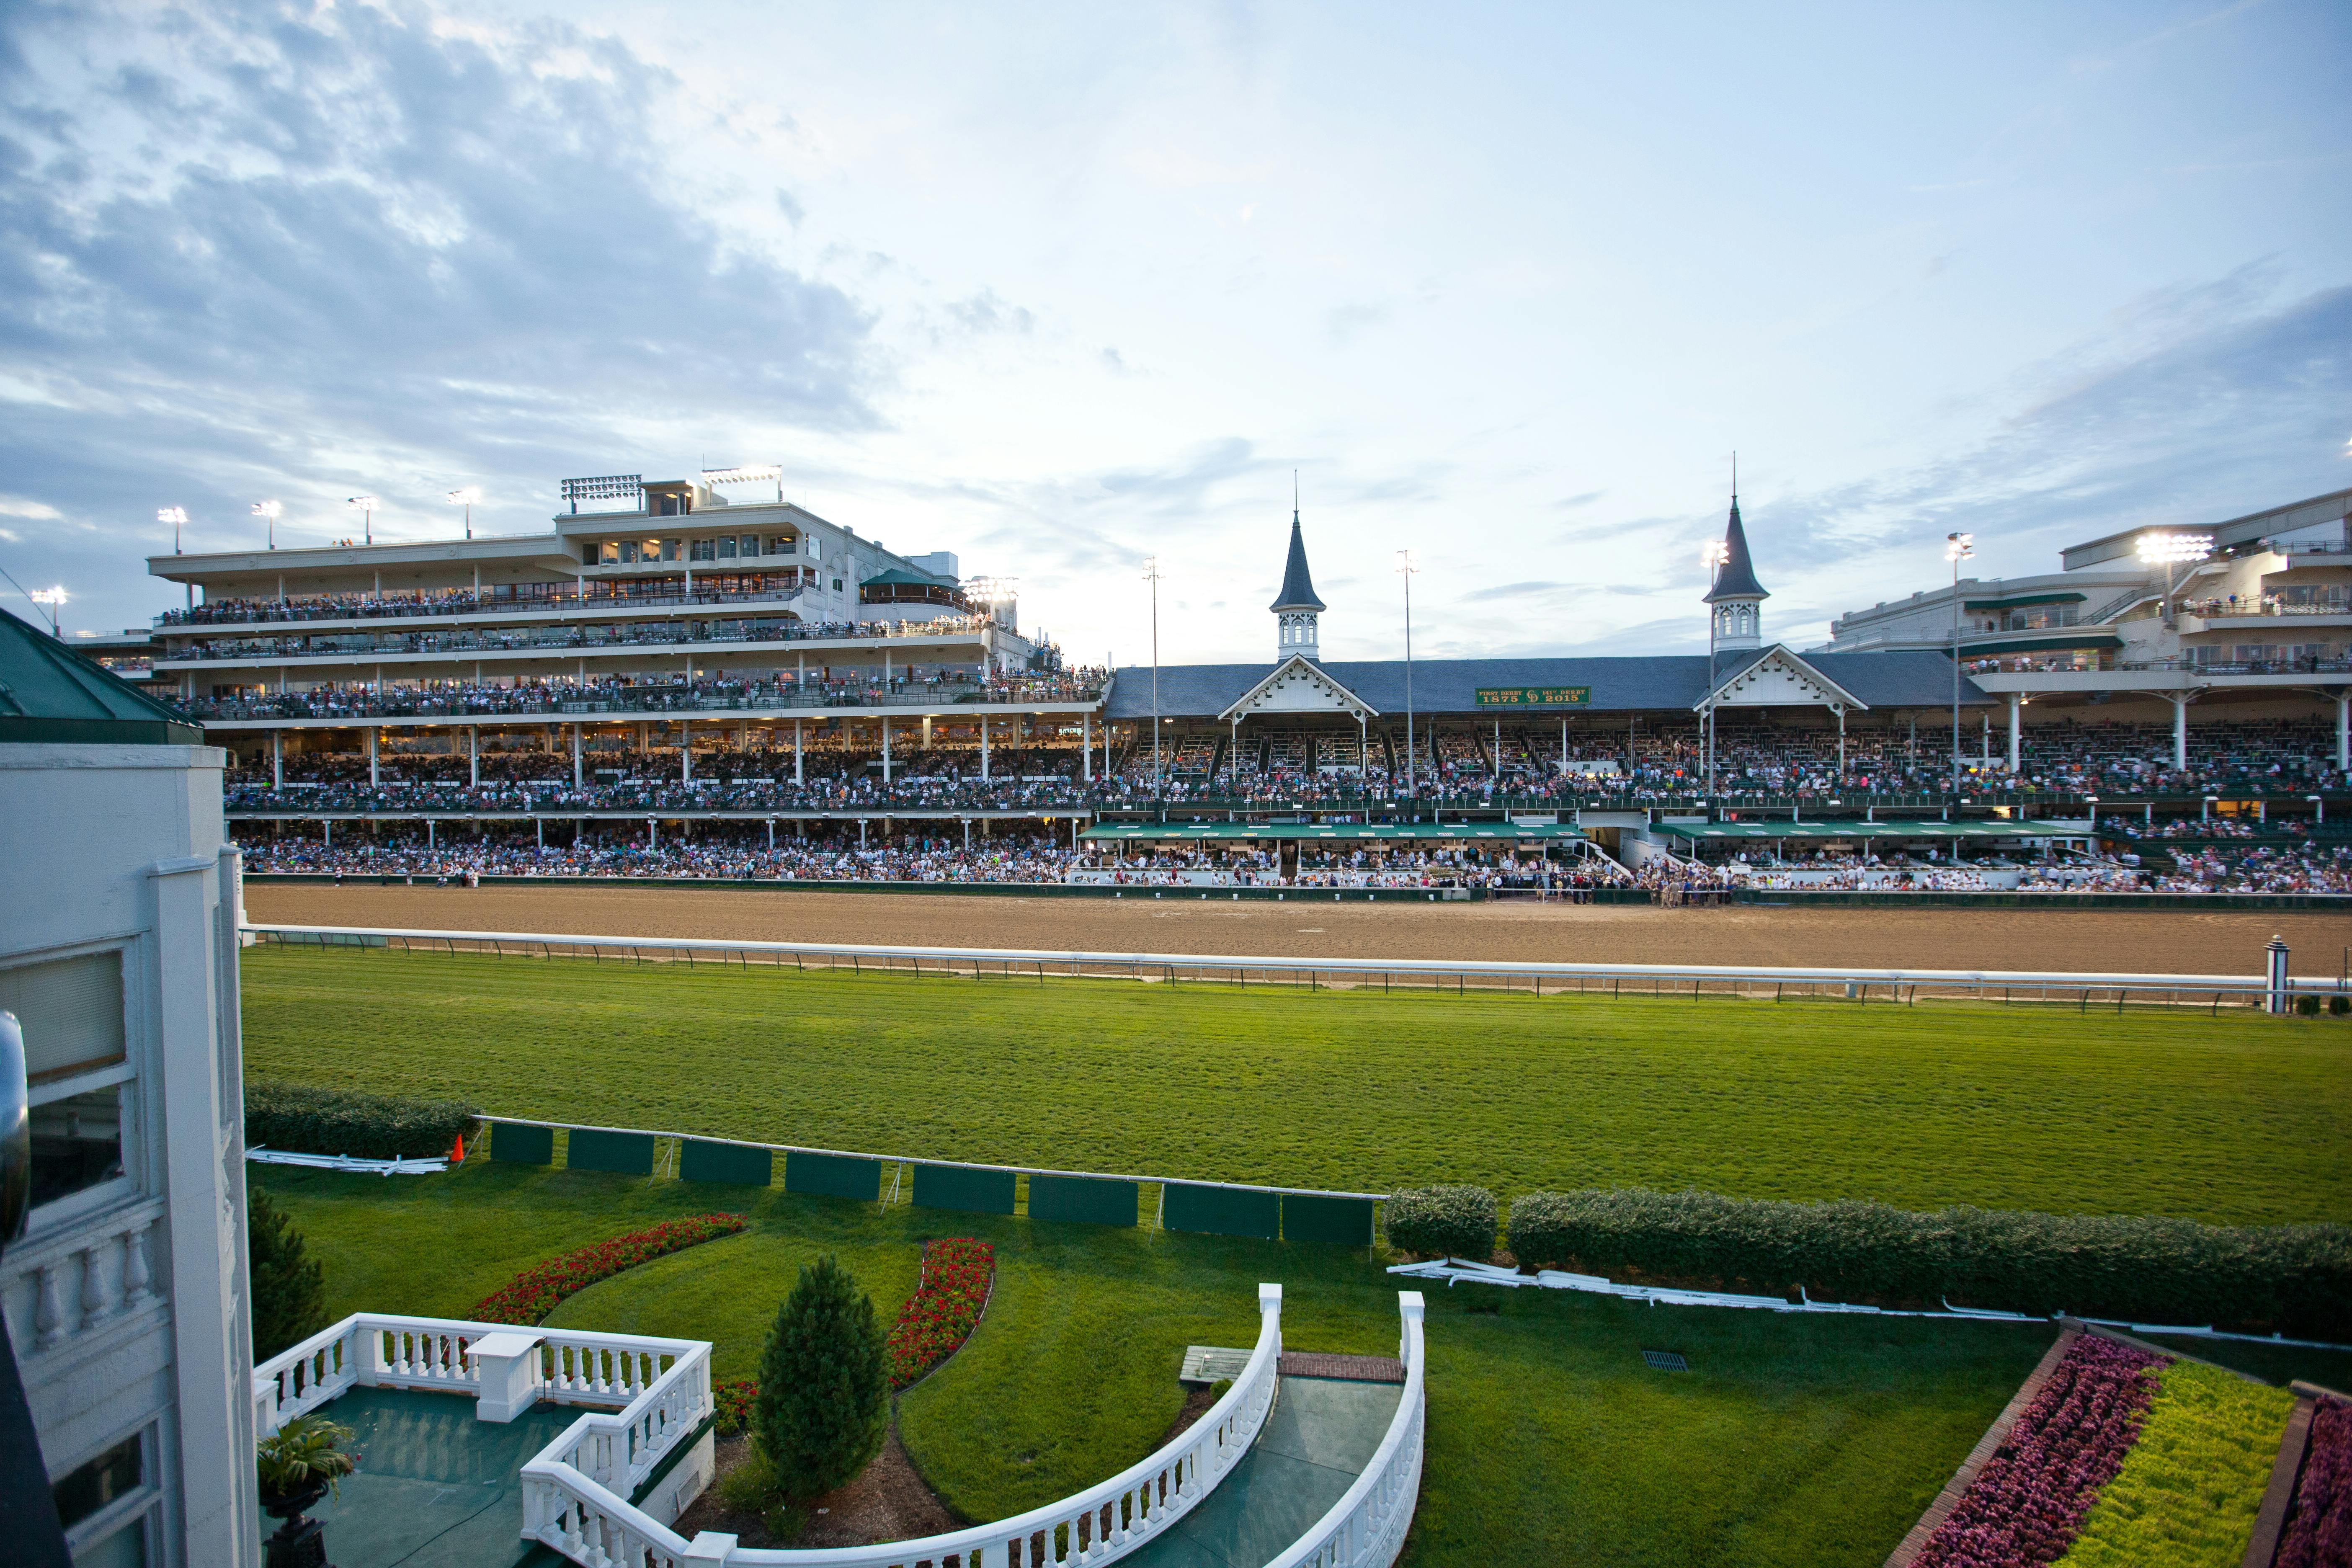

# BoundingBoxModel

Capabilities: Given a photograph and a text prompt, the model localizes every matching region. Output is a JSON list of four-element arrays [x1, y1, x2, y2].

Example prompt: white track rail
[[244, 922, 2330, 1004]]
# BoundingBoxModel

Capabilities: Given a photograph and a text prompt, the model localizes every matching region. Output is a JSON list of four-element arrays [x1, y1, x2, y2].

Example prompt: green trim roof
[[859, 568, 953, 589], [1084, 821, 1587, 843], [0, 608, 204, 745], [1652, 819, 2093, 841]]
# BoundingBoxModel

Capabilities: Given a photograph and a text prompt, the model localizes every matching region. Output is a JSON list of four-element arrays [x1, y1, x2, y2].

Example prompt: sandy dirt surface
[[245, 882, 2352, 976]]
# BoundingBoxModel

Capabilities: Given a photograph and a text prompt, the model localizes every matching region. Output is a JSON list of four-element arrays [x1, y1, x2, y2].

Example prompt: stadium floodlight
[[253, 499, 281, 549], [158, 505, 188, 553], [29, 585, 66, 637], [702, 463, 784, 501], [447, 487, 481, 539], [2136, 531, 2213, 626], [346, 495, 378, 545], [1701, 539, 1730, 572], [1946, 533, 1974, 796]]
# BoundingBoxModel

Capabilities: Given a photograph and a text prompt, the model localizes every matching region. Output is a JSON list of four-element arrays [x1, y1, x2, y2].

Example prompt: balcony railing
[[156, 578, 822, 629], [157, 612, 1007, 666], [182, 675, 1109, 722]]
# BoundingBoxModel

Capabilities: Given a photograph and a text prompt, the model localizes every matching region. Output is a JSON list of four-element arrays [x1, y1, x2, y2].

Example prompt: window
[[832, 578, 844, 593], [618, 541, 640, 565], [717, 536, 738, 560], [767, 534, 795, 556], [806, 536, 821, 560], [56, 1429, 156, 1568], [689, 539, 714, 562], [1, 952, 132, 1216]]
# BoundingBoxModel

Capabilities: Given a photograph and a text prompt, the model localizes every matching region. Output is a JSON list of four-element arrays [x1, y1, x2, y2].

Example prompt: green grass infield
[[242, 944, 2352, 1224]]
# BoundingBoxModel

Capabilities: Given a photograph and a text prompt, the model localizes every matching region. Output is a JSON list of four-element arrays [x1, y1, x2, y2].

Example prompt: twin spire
[[1270, 477, 1324, 659]]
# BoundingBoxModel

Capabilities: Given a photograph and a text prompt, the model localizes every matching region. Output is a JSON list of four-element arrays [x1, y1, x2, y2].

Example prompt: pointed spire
[[1703, 488, 1769, 603], [1269, 484, 1326, 612]]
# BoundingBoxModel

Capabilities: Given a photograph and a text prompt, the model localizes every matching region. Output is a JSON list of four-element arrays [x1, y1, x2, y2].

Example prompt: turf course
[[242, 944, 2352, 1223], [253, 1158, 2058, 1567]]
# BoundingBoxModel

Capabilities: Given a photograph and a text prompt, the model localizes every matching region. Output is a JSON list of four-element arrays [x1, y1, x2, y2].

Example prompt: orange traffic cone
[[450, 1133, 466, 1163]]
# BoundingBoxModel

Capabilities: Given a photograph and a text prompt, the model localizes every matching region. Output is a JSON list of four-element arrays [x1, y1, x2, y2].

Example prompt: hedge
[[1382, 1185, 1499, 1261], [1504, 1188, 2352, 1339], [245, 1081, 480, 1160]]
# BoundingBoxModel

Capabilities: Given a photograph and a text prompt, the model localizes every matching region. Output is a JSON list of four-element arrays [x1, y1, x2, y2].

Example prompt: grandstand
[[64, 468, 2347, 893]]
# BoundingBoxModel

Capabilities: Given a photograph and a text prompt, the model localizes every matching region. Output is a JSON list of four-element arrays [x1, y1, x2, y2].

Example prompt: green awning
[[1961, 592, 2088, 610], [1957, 632, 2124, 656], [1082, 821, 1587, 843], [1651, 819, 2093, 842]]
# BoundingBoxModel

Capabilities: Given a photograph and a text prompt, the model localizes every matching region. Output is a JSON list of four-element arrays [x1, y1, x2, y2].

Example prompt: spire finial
[[1293, 467, 1299, 522], [1731, 449, 1738, 505]]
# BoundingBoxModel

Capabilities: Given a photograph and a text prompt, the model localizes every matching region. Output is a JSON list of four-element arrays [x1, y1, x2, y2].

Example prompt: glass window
[[806, 537, 821, 560], [54, 1433, 142, 1530], [618, 541, 640, 564], [766, 534, 794, 556], [689, 539, 714, 562], [32, 1085, 125, 1208], [0, 951, 124, 1086]]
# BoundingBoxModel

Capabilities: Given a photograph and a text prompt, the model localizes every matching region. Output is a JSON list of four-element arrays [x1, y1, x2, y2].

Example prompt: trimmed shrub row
[[1382, 1185, 1499, 1261], [1502, 1188, 2352, 1339], [245, 1081, 479, 1160]]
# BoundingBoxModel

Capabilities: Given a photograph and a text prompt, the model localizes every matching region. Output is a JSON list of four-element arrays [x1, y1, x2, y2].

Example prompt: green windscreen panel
[[566, 1128, 655, 1176], [1283, 1194, 1376, 1246], [1163, 1182, 1279, 1240], [491, 1122, 553, 1166], [680, 1140, 773, 1188], [913, 1164, 1016, 1216], [1028, 1174, 1139, 1228], [786, 1151, 882, 1202]]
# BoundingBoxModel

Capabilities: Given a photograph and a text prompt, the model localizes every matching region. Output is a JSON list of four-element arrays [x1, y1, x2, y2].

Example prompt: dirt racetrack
[[245, 882, 2352, 977]]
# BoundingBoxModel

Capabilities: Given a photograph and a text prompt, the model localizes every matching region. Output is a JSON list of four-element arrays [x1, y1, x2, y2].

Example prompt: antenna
[[1732, 449, 1738, 503], [1293, 468, 1299, 519]]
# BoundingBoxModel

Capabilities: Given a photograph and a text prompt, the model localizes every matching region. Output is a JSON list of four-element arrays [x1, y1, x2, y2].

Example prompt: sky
[[1, 0, 2348, 664]]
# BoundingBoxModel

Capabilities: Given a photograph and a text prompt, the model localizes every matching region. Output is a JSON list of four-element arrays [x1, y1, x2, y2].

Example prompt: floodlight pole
[[1947, 533, 1973, 796], [1144, 557, 1162, 799], [1398, 550, 1418, 797]]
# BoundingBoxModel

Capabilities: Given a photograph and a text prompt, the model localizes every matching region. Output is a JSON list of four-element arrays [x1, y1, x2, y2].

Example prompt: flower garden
[[887, 1239, 995, 1390], [2281, 1395, 2352, 1565], [1909, 1332, 2321, 1567], [472, 1213, 746, 1324]]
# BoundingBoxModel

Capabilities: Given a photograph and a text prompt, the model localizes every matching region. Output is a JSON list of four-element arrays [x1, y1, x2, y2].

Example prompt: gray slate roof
[[1268, 514, 1326, 612], [1703, 498, 1769, 603], [1103, 646, 1990, 721]]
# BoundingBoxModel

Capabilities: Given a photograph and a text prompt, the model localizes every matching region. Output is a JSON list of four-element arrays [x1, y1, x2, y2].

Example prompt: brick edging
[[1882, 1325, 2081, 1568], [2242, 1396, 2316, 1568]]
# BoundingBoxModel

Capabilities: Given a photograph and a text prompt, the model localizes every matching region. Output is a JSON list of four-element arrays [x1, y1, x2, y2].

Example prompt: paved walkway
[[1121, 1376, 1403, 1568], [263, 1387, 578, 1568]]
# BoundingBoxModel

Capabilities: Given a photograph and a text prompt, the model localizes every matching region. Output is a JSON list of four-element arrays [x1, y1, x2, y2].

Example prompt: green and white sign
[[1473, 685, 1591, 708]]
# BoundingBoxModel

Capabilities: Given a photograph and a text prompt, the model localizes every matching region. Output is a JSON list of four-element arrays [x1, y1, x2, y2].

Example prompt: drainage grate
[[1641, 1349, 1689, 1372]]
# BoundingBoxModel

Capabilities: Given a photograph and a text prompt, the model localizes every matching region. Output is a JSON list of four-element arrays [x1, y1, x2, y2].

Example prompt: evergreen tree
[[248, 1186, 327, 1360], [752, 1254, 887, 1499]]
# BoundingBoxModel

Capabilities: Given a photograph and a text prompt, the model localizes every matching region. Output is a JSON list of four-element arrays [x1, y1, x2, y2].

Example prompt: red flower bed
[[887, 1239, 995, 1391], [1912, 1335, 2167, 1568], [714, 1377, 758, 1436], [2279, 1394, 2352, 1568], [473, 1214, 747, 1325]]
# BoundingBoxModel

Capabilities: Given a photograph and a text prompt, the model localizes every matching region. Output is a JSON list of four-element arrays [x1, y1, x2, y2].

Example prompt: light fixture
[[253, 499, 282, 548], [2137, 532, 2213, 625], [158, 505, 188, 554], [347, 495, 378, 545], [447, 487, 481, 539], [1701, 539, 1730, 571], [29, 585, 67, 637]]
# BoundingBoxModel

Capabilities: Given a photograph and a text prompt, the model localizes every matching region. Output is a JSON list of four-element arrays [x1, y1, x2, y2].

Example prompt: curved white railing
[[521, 1283, 1287, 1568], [1265, 1294, 1426, 1568]]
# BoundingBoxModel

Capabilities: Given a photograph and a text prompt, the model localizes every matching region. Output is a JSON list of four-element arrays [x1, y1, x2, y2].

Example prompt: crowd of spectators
[[236, 824, 1085, 884], [165, 612, 1005, 665]]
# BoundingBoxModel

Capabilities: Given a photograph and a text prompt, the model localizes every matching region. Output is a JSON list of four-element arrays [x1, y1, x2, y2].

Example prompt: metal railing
[[245, 923, 2340, 1012]]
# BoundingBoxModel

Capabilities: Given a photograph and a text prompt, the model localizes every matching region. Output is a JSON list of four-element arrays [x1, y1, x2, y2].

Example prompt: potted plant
[[255, 1415, 358, 1568]]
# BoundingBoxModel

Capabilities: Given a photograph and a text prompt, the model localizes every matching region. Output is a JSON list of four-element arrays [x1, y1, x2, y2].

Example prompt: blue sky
[[1, 0, 2347, 663]]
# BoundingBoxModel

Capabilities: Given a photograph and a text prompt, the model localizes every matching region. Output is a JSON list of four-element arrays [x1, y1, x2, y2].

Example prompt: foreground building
[[0, 609, 258, 1567]]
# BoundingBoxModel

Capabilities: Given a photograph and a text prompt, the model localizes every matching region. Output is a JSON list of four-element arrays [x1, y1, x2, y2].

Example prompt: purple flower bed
[[1913, 1335, 2168, 1568], [2277, 1395, 2352, 1568]]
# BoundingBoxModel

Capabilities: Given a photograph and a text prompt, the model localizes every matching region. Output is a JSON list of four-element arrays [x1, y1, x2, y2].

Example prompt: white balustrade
[[521, 1283, 1288, 1568], [1264, 1294, 1427, 1568], [1, 1200, 167, 1363]]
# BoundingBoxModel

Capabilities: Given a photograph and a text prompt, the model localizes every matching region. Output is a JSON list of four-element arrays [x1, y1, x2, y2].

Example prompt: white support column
[[981, 715, 991, 782], [882, 717, 892, 785], [682, 718, 692, 782], [2171, 694, 2189, 770], [1082, 712, 1092, 781], [149, 851, 262, 1568], [272, 731, 282, 789], [2007, 692, 2022, 774], [794, 718, 804, 785], [468, 725, 478, 787], [573, 723, 583, 790], [1836, 706, 1847, 778], [2338, 691, 2350, 773], [367, 727, 378, 785]]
